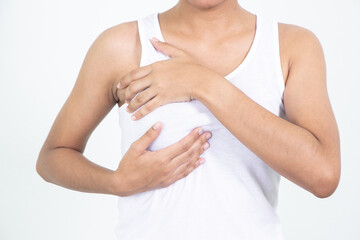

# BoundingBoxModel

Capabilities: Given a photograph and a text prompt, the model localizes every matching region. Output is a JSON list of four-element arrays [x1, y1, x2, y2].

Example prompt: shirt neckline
[[153, 12, 261, 80]]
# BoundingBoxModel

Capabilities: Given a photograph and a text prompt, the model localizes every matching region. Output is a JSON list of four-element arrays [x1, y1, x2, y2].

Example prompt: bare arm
[[193, 24, 341, 198], [36, 21, 212, 196], [36, 22, 140, 195]]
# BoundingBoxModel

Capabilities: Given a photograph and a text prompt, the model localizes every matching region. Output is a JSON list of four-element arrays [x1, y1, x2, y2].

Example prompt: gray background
[[1, 0, 359, 239]]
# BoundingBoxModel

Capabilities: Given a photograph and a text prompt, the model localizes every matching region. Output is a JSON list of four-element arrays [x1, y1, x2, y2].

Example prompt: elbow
[[311, 163, 340, 198], [36, 151, 51, 183], [36, 162, 46, 182]]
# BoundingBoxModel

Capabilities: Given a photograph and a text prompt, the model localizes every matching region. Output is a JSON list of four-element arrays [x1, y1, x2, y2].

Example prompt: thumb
[[133, 121, 162, 153], [151, 37, 185, 58]]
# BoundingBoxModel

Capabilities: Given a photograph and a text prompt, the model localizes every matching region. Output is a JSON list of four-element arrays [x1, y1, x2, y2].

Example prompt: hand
[[112, 121, 212, 197], [115, 37, 218, 121]]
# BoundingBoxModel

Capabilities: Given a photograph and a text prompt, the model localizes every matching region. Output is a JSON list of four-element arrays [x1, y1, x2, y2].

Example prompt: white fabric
[[114, 12, 286, 240]]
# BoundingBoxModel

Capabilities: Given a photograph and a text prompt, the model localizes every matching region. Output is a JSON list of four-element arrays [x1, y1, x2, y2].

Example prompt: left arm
[[117, 31, 341, 198], [194, 26, 341, 198]]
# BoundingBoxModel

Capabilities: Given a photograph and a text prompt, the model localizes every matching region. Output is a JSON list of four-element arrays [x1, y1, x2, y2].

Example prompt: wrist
[[192, 68, 223, 102], [108, 170, 134, 197], [108, 171, 125, 196]]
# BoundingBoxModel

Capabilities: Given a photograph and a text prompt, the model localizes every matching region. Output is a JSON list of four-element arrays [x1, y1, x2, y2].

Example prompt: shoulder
[[278, 23, 325, 84], [278, 23, 324, 57], [91, 20, 141, 68], [88, 20, 141, 102]]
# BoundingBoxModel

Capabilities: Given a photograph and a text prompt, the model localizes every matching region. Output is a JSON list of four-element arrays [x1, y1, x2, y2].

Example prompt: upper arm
[[42, 21, 140, 153], [280, 24, 340, 175]]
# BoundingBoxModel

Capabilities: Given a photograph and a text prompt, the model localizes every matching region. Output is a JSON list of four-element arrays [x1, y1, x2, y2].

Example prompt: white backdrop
[[1, 0, 359, 239]]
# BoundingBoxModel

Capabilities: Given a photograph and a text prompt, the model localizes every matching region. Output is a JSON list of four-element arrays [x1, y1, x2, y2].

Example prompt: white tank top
[[115, 12, 286, 240]]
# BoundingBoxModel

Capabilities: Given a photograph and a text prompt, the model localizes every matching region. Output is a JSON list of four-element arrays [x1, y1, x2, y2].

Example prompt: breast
[[118, 98, 220, 156]]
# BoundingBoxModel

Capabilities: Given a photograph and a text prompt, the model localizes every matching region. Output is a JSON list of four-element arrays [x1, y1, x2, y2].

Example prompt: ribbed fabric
[[115, 12, 286, 240]]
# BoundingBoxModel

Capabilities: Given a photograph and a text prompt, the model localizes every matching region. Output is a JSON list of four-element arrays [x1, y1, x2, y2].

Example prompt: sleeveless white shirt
[[115, 12, 286, 240]]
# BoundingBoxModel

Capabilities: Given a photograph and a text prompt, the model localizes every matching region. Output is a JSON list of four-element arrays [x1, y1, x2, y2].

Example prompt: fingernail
[[126, 106, 130, 113], [203, 142, 210, 150], [131, 115, 136, 120], [199, 158, 205, 164], [206, 132, 212, 139], [197, 128, 202, 135], [152, 121, 161, 129], [152, 37, 159, 42], [116, 82, 121, 89]]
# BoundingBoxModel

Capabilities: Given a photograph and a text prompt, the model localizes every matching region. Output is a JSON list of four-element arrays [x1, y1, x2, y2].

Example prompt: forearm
[[195, 75, 328, 196], [36, 147, 117, 196]]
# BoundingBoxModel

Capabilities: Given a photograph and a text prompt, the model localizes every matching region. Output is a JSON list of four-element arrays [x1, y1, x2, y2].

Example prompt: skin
[[36, 0, 341, 198]]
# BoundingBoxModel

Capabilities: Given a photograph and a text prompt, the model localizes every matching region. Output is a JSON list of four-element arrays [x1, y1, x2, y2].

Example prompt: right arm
[[36, 21, 212, 196], [36, 21, 140, 195]]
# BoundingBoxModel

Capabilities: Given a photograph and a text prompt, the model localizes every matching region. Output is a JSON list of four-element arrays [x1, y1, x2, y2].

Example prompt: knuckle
[[191, 158, 198, 167], [187, 147, 196, 157], [135, 94, 142, 103], [180, 142, 189, 152], [185, 139, 194, 150], [185, 144, 193, 158], [130, 142, 140, 152], [143, 104, 151, 113], [128, 83, 136, 93], [124, 92, 132, 103], [162, 167, 171, 175], [136, 110, 143, 119], [145, 101, 155, 111], [130, 69, 138, 79], [183, 151, 192, 159], [185, 160, 192, 169]]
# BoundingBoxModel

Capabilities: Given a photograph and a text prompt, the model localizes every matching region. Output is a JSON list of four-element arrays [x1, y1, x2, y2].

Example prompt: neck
[[162, 0, 247, 39]]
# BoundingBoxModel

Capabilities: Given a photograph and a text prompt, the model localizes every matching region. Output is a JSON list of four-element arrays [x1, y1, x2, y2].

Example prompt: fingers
[[125, 125, 212, 194], [117, 65, 152, 90], [126, 84, 157, 113], [167, 130, 211, 170], [151, 37, 186, 58], [158, 131, 211, 188], [129, 95, 162, 121], [131, 121, 162, 154], [158, 126, 203, 160], [123, 75, 153, 104], [164, 157, 205, 187]]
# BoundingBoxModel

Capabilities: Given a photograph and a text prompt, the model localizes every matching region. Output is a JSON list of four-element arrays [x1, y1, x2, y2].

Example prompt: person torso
[[115, 12, 286, 240]]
